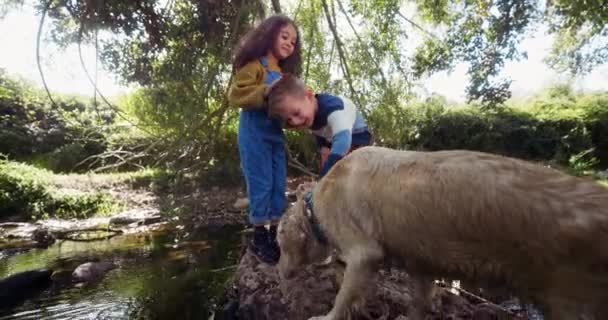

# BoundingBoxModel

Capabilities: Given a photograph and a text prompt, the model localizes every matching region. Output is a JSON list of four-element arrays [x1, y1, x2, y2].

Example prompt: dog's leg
[[409, 274, 435, 320], [309, 243, 383, 320], [542, 297, 583, 320]]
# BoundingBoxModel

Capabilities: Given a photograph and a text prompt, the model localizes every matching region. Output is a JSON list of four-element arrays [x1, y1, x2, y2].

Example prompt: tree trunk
[[271, 0, 281, 13]]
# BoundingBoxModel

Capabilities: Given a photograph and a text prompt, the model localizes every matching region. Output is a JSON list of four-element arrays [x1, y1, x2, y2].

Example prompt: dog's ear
[[295, 183, 308, 199], [296, 199, 307, 217], [295, 181, 316, 199]]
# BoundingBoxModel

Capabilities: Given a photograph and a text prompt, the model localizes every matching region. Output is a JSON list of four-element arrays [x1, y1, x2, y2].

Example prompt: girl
[[229, 15, 301, 264]]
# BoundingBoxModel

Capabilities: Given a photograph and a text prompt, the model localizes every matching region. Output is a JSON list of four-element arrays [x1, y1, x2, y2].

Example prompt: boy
[[267, 74, 372, 177]]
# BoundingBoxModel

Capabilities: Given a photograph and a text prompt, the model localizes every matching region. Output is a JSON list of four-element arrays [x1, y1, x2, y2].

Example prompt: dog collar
[[304, 191, 329, 245]]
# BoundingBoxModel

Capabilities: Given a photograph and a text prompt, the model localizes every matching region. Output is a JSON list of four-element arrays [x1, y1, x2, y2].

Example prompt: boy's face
[[277, 91, 316, 129]]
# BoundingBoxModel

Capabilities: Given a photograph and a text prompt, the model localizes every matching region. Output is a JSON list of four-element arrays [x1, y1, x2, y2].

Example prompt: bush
[[35, 138, 107, 173], [368, 89, 607, 170], [578, 94, 608, 167], [48, 192, 117, 220], [567, 149, 600, 176], [0, 159, 50, 218], [0, 70, 115, 171], [0, 159, 119, 221]]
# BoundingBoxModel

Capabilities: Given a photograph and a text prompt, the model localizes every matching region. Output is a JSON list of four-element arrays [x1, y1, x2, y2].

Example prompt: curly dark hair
[[232, 15, 302, 75]]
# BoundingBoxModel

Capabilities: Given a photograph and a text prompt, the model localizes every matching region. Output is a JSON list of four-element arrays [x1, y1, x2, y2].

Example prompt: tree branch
[[76, 16, 160, 138], [320, 0, 361, 108], [336, 0, 388, 85], [271, 0, 281, 14], [36, 0, 60, 111], [293, 0, 303, 20], [285, 142, 318, 177], [397, 11, 438, 40], [303, 3, 316, 83]]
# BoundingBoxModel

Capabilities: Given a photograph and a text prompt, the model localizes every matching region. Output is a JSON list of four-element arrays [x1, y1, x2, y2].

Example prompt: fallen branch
[[288, 158, 317, 177], [53, 228, 123, 242], [435, 280, 522, 318], [284, 141, 318, 178], [211, 265, 238, 273]]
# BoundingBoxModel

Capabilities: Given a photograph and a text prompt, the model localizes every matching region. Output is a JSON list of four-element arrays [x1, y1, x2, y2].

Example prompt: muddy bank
[[223, 249, 541, 320], [224, 173, 541, 320]]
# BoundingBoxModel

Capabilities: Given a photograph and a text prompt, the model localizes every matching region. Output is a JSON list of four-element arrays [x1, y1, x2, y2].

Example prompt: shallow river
[[0, 224, 242, 320]]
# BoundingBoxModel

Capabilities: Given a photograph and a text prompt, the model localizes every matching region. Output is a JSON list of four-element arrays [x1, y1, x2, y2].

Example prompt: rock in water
[[31, 227, 55, 247], [0, 269, 52, 309], [72, 261, 116, 283]]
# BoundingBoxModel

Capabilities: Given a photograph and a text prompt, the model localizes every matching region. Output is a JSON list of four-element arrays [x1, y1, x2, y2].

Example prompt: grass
[[2, 154, 607, 222], [0, 159, 126, 220], [0, 158, 187, 221]]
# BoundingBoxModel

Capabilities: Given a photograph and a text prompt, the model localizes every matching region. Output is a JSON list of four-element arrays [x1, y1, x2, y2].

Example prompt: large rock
[[31, 227, 55, 247], [0, 269, 53, 309], [72, 261, 116, 283]]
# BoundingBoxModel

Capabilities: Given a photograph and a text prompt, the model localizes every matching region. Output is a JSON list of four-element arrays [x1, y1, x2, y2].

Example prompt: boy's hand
[[319, 153, 343, 178], [319, 147, 330, 164]]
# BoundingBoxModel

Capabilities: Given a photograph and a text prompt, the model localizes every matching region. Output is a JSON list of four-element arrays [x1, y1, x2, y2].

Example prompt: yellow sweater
[[228, 59, 281, 110]]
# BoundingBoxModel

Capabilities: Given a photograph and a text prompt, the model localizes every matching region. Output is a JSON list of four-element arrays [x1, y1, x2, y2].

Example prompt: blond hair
[[267, 74, 308, 119]]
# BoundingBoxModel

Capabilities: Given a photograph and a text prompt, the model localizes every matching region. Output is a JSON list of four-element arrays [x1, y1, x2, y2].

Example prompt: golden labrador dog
[[277, 146, 608, 320]]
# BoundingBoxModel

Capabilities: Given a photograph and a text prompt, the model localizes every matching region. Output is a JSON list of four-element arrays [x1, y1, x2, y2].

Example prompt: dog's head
[[277, 182, 329, 279]]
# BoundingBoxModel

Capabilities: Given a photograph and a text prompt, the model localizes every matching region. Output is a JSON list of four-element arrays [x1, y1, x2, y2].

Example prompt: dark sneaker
[[268, 235, 281, 262], [268, 225, 281, 262], [248, 236, 279, 265]]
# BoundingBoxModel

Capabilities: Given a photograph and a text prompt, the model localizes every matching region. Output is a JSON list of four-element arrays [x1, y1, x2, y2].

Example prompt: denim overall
[[237, 57, 286, 225]]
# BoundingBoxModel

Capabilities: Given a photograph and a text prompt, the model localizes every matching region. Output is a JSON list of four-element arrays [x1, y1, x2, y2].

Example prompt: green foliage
[[0, 158, 50, 218], [367, 95, 445, 149], [598, 175, 608, 188], [0, 69, 114, 172], [412, 0, 537, 107], [49, 192, 117, 220], [545, 0, 608, 74], [28, 0, 263, 177], [2, 1, 607, 185], [0, 0, 23, 19], [567, 148, 599, 176], [577, 93, 608, 167], [4, 0, 606, 114], [285, 129, 318, 170], [0, 159, 119, 220], [368, 87, 607, 170]]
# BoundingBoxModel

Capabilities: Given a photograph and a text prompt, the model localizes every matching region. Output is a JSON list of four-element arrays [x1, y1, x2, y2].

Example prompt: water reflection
[[0, 224, 242, 320]]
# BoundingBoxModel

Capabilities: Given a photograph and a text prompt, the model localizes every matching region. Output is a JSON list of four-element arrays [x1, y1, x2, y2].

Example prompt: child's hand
[[263, 77, 282, 98], [263, 85, 272, 98], [319, 147, 330, 159]]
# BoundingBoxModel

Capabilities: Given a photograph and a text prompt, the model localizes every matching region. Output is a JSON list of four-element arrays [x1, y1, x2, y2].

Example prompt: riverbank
[[3, 167, 606, 319]]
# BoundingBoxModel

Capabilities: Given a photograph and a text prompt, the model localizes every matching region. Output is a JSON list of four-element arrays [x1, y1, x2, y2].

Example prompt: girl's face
[[271, 24, 297, 60]]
